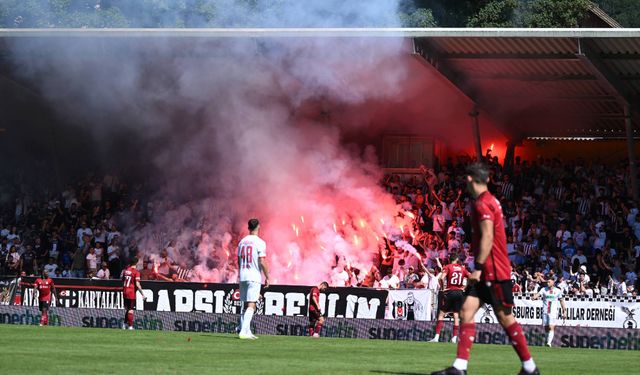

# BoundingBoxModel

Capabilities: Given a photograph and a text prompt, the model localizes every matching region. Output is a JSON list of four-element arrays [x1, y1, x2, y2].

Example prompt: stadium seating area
[[1, 155, 639, 297], [381, 155, 639, 297]]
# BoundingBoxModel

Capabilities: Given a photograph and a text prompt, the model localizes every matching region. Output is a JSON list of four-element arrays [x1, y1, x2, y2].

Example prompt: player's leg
[[492, 281, 538, 375], [430, 310, 446, 342], [239, 282, 259, 338], [240, 302, 256, 337], [237, 282, 247, 334], [124, 298, 135, 329], [546, 323, 555, 347], [451, 312, 460, 343], [127, 309, 135, 329], [39, 302, 47, 326], [314, 316, 325, 337], [430, 294, 481, 375], [309, 316, 317, 337]]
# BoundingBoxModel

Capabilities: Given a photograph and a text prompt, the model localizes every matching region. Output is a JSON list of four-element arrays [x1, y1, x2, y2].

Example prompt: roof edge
[[1, 28, 640, 38]]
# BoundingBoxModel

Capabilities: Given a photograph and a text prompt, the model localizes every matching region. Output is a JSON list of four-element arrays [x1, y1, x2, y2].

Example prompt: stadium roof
[[1, 28, 640, 140]]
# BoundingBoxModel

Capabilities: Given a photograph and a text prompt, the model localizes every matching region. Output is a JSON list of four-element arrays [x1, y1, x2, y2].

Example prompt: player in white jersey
[[533, 277, 566, 347], [237, 218, 270, 340]]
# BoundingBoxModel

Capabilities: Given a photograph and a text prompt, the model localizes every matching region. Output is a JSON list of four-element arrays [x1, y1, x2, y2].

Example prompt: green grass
[[0, 325, 637, 374]]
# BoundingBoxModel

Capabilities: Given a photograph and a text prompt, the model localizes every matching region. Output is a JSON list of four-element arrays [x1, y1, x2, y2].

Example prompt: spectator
[[379, 268, 400, 289], [96, 262, 110, 279], [21, 245, 38, 276], [71, 247, 85, 278], [6, 246, 21, 276], [76, 222, 92, 247], [107, 239, 122, 279], [85, 247, 98, 278], [43, 257, 58, 276]]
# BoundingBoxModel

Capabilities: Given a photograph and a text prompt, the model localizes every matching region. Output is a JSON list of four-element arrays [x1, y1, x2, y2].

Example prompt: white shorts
[[542, 312, 558, 327], [239, 281, 261, 302]]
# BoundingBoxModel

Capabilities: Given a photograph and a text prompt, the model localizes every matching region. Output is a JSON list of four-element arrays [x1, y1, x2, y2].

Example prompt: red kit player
[[309, 281, 328, 337], [33, 270, 56, 326], [122, 257, 147, 330], [429, 253, 469, 343], [432, 163, 539, 375]]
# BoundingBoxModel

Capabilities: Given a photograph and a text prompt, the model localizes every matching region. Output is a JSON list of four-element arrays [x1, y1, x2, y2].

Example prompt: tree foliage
[[467, 0, 518, 27], [0, 0, 619, 29], [525, 0, 591, 28], [399, 8, 438, 28]]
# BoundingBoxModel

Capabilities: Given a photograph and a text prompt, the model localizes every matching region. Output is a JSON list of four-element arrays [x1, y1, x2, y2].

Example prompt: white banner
[[474, 296, 640, 329], [386, 289, 432, 321]]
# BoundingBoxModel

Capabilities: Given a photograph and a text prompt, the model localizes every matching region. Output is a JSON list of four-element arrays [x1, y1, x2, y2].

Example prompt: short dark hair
[[248, 218, 260, 231], [319, 281, 329, 288], [465, 162, 490, 184], [129, 257, 139, 266], [449, 253, 458, 262]]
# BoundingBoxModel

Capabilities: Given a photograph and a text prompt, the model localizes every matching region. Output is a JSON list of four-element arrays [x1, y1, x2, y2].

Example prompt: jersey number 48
[[239, 245, 253, 269]]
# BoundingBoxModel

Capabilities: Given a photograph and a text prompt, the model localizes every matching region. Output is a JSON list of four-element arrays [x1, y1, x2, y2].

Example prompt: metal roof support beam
[[412, 38, 478, 102], [412, 38, 520, 141], [470, 108, 483, 162], [442, 53, 578, 60], [577, 38, 633, 107], [625, 105, 639, 203]]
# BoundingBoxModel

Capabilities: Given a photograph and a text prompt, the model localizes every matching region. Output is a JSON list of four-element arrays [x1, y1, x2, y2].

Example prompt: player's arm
[[135, 278, 147, 301], [311, 291, 321, 310], [259, 256, 270, 288], [438, 267, 448, 281], [471, 219, 494, 282], [560, 297, 567, 319]]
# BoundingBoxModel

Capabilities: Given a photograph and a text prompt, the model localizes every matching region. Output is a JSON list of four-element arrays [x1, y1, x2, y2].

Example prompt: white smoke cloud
[[5, 0, 416, 285]]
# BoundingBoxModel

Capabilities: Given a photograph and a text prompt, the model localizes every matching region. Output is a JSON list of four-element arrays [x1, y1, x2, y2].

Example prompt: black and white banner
[[475, 297, 640, 329], [0, 277, 19, 306], [385, 290, 432, 321], [20, 278, 387, 319]]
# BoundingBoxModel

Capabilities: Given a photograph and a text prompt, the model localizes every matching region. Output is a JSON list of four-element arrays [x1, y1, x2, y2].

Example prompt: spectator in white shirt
[[96, 262, 111, 279], [76, 222, 93, 247], [572, 225, 587, 248], [86, 247, 98, 277], [379, 268, 400, 289], [43, 258, 58, 276]]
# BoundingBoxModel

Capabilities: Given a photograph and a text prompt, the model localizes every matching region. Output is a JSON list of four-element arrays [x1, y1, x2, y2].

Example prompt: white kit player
[[237, 218, 270, 340], [533, 277, 567, 347]]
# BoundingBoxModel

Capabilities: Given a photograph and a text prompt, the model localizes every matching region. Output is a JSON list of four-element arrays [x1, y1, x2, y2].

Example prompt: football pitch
[[0, 325, 637, 374]]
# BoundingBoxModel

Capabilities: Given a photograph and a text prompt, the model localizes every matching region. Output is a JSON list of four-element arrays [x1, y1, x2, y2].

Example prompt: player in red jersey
[[429, 253, 469, 343], [432, 163, 539, 375], [309, 281, 328, 338], [33, 270, 56, 326], [122, 257, 147, 330]]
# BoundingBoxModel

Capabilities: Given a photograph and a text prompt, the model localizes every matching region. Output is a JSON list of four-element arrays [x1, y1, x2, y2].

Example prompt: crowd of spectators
[[0, 174, 184, 281], [354, 154, 640, 298], [2, 153, 640, 299]]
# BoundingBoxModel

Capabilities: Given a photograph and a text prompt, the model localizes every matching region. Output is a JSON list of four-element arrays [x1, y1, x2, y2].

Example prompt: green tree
[[525, 0, 590, 27], [399, 8, 438, 27], [467, 0, 518, 27]]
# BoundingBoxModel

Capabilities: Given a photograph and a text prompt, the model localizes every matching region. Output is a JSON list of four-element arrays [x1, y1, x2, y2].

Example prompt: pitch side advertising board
[[1, 305, 638, 350]]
